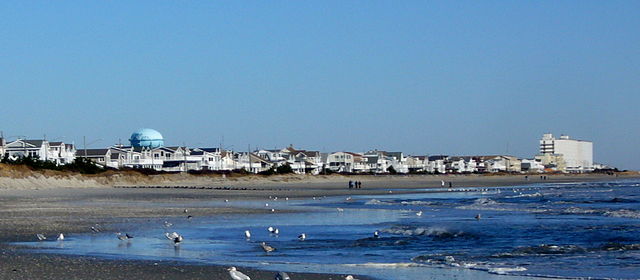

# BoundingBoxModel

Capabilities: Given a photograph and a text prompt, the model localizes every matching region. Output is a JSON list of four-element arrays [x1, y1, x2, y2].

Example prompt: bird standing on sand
[[275, 271, 291, 280], [268, 227, 279, 235], [165, 231, 183, 244], [36, 234, 46, 241], [298, 233, 306, 241], [245, 230, 251, 240], [57, 233, 65, 241], [228, 266, 251, 280], [90, 225, 101, 233], [261, 242, 276, 253]]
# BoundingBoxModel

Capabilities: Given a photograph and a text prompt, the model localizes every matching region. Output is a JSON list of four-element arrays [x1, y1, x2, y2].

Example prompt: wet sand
[[0, 173, 635, 280]]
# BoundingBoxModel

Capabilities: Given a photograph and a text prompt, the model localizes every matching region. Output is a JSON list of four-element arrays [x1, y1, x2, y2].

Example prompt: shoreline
[[0, 173, 638, 279]]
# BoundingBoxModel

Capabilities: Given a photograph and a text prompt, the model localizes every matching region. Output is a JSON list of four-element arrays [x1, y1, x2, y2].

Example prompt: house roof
[[366, 156, 379, 164], [428, 155, 448, 161], [24, 140, 45, 147], [80, 149, 109, 156]]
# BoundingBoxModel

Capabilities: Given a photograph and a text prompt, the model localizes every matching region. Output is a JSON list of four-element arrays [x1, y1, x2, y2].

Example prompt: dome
[[129, 128, 164, 148]]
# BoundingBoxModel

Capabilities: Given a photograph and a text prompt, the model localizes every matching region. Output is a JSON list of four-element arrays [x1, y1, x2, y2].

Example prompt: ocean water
[[16, 179, 640, 280]]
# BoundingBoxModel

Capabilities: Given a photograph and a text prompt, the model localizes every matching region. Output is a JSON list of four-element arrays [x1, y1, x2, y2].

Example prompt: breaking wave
[[381, 225, 472, 239], [562, 207, 640, 219], [364, 198, 441, 206]]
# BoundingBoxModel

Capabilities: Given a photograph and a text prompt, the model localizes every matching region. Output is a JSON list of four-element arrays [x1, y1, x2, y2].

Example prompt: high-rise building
[[539, 133, 593, 172]]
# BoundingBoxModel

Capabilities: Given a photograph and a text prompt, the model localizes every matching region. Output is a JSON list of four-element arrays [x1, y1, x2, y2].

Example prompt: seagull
[[183, 208, 189, 213], [90, 225, 100, 233], [163, 221, 173, 228], [173, 234, 184, 245], [228, 266, 251, 280], [116, 232, 128, 240], [373, 231, 380, 239], [271, 209, 275, 212], [265, 203, 269, 207], [225, 199, 229, 203], [275, 271, 291, 280], [36, 234, 46, 241], [337, 208, 344, 212], [187, 215, 193, 220], [298, 233, 306, 241], [267, 227, 279, 235], [285, 197, 289, 201], [261, 242, 276, 253], [165, 231, 181, 241], [345, 275, 359, 280], [475, 214, 481, 220], [416, 211, 423, 216], [244, 230, 251, 239], [57, 233, 65, 241], [345, 196, 352, 201]]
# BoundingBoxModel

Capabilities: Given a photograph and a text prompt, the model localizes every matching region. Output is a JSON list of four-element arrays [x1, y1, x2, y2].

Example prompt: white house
[[47, 142, 76, 165], [426, 155, 448, 174], [327, 152, 364, 173], [3, 139, 77, 165]]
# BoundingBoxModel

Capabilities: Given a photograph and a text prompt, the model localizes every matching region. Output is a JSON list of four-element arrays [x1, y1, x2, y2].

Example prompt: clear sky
[[1, 1, 638, 170]]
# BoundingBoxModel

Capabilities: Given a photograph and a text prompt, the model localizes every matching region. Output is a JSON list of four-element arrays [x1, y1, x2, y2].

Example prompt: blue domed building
[[129, 128, 164, 148]]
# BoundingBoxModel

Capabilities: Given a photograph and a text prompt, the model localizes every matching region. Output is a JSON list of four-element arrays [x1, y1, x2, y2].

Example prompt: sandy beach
[[0, 172, 637, 279]]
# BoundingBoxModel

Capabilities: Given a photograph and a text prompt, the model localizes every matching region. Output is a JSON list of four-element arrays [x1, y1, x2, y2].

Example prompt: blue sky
[[1, 1, 638, 169]]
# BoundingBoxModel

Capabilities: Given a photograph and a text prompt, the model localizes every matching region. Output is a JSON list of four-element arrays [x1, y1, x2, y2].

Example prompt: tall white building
[[539, 133, 593, 172]]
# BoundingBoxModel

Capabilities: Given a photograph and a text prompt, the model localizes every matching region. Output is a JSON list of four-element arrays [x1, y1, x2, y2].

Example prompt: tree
[[387, 165, 397, 174], [276, 163, 294, 174]]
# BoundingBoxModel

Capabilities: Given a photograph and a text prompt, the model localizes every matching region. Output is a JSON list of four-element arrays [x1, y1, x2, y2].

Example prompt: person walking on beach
[[349, 180, 353, 189], [358, 181, 362, 189]]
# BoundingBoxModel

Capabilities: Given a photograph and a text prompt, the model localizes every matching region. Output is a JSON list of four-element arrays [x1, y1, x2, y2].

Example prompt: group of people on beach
[[348, 180, 362, 189]]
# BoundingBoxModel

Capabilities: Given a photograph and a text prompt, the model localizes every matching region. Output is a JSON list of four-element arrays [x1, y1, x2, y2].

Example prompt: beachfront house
[[0, 137, 5, 159], [47, 142, 76, 165], [426, 155, 448, 174], [446, 156, 479, 173], [77, 148, 111, 167], [3, 139, 77, 165], [521, 158, 545, 173], [406, 156, 428, 173], [326, 151, 364, 173], [479, 156, 522, 173], [234, 152, 272, 173]]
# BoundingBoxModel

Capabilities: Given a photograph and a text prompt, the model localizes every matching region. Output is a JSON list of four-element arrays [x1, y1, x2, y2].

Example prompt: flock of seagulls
[[267, 226, 280, 235], [37, 233, 65, 241], [32, 195, 385, 280], [227, 266, 355, 280]]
